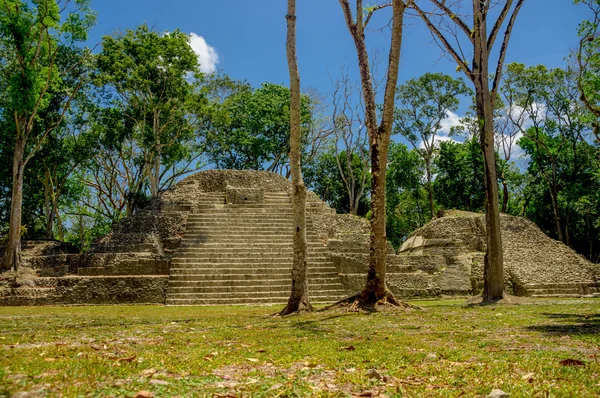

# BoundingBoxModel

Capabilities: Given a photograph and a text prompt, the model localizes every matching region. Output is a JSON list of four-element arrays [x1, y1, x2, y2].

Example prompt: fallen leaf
[[117, 355, 137, 363], [366, 369, 383, 380], [141, 368, 156, 377], [487, 389, 510, 398], [256, 348, 267, 353], [246, 358, 259, 363], [559, 358, 585, 366], [43, 358, 56, 362], [522, 372, 534, 382], [134, 391, 154, 398], [149, 379, 169, 386], [341, 345, 356, 351]]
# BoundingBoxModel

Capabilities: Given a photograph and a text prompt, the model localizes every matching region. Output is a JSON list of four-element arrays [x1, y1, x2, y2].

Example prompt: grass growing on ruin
[[1, 299, 600, 397]]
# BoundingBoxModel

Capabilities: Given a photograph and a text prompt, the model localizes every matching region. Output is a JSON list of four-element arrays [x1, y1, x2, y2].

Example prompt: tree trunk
[[361, 133, 390, 302], [550, 169, 564, 243], [426, 158, 435, 218], [281, 0, 312, 315], [43, 170, 55, 239], [475, 81, 504, 302], [2, 135, 26, 271], [501, 180, 509, 213], [338, 0, 406, 306], [149, 109, 161, 197]]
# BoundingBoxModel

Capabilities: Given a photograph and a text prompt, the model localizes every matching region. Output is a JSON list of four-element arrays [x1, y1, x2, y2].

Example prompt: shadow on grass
[[290, 314, 356, 334], [525, 312, 600, 335]]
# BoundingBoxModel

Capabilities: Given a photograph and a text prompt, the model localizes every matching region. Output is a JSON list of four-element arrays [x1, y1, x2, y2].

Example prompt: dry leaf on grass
[[559, 358, 585, 366]]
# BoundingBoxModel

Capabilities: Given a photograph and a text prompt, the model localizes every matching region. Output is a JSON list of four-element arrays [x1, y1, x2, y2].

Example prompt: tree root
[[466, 292, 533, 306], [275, 298, 314, 316], [321, 291, 421, 313]]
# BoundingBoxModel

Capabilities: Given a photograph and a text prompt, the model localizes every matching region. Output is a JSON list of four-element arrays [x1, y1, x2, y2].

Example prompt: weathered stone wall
[[399, 211, 599, 296], [1, 276, 168, 306]]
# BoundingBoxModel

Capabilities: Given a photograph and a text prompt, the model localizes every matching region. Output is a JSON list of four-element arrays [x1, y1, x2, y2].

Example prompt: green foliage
[[203, 80, 312, 173], [94, 24, 206, 196], [386, 142, 429, 248], [394, 72, 471, 148], [433, 138, 486, 212], [574, 0, 600, 130], [304, 149, 371, 215]]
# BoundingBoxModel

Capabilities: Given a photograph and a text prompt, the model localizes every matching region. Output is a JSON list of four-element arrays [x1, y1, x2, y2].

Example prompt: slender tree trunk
[[147, 109, 161, 197], [338, 0, 406, 306], [2, 135, 26, 271], [501, 180, 509, 213], [475, 81, 504, 302], [43, 171, 55, 239], [549, 168, 564, 242], [361, 132, 391, 302], [426, 158, 435, 218], [55, 205, 64, 242], [281, 0, 312, 315]]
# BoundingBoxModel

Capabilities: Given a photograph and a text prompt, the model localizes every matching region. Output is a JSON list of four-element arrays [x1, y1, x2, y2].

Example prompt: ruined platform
[[2, 171, 598, 305]]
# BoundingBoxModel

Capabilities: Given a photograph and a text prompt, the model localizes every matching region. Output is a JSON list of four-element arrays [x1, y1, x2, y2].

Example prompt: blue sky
[[87, 0, 588, 153], [89, 1, 586, 91]]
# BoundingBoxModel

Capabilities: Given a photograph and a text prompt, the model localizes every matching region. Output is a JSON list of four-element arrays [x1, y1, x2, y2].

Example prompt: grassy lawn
[[1, 299, 599, 397]]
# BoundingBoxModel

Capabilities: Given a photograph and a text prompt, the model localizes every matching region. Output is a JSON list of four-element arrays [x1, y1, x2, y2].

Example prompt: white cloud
[[189, 33, 219, 73], [438, 110, 464, 135], [418, 134, 458, 150], [417, 110, 464, 149]]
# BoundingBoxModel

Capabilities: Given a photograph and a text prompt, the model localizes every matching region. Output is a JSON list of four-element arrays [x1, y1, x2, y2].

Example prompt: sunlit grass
[[1, 299, 599, 397]]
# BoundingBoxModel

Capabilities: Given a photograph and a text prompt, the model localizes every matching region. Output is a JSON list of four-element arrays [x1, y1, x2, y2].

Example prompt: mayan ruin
[[2, 170, 598, 306]]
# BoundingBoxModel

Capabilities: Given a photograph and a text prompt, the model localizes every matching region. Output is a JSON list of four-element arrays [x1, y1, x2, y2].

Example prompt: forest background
[[0, 0, 599, 266]]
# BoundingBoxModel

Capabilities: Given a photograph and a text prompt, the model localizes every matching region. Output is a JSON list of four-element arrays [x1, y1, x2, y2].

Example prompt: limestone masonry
[[1, 171, 599, 305]]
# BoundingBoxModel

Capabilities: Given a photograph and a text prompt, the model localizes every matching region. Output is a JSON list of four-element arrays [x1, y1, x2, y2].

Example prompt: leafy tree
[[504, 64, 588, 243], [386, 143, 428, 248], [304, 149, 371, 215], [203, 81, 312, 174], [433, 138, 486, 213], [0, 0, 95, 270], [338, 0, 409, 307], [95, 24, 206, 198], [414, 0, 526, 302], [394, 72, 471, 218], [574, 0, 600, 143]]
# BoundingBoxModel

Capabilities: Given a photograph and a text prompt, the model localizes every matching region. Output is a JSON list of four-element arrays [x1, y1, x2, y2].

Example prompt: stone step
[[168, 277, 341, 286], [170, 262, 332, 270], [166, 289, 346, 300], [523, 282, 599, 289], [186, 217, 293, 222], [178, 238, 320, 245], [185, 222, 294, 228], [171, 256, 330, 264], [168, 267, 339, 276], [178, 242, 325, 248], [195, 209, 293, 214], [184, 226, 298, 232], [165, 295, 343, 306], [531, 293, 589, 298], [174, 247, 328, 254], [91, 244, 159, 253], [168, 283, 345, 294]]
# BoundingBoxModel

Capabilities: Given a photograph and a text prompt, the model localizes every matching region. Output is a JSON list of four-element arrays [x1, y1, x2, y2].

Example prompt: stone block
[[225, 185, 264, 204]]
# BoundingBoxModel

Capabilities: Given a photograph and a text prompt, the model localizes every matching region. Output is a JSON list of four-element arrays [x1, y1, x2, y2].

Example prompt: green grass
[[1, 299, 599, 397]]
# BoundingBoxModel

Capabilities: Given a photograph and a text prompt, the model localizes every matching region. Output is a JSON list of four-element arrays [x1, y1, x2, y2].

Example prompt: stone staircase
[[522, 282, 600, 298], [165, 192, 348, 305]]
